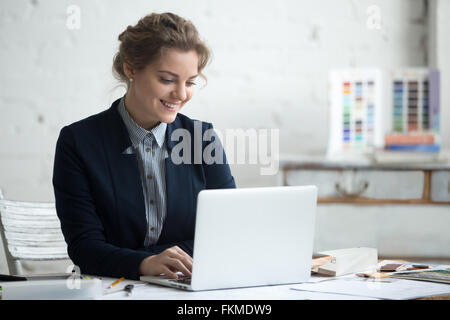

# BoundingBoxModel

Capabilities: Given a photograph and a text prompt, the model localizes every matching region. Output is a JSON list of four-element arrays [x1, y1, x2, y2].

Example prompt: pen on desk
[[124, 284, 134, 296], [108, 277, 125, 289]]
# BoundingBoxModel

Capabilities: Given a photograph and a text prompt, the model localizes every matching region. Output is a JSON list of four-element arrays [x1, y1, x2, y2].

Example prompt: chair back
[[0, 198, 69, 275]]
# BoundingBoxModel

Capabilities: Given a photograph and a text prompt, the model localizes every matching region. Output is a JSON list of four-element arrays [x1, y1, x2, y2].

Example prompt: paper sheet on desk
[[104, 282, 378, 300], [290, 276, 450, 300], [100, 275, 376, 300]]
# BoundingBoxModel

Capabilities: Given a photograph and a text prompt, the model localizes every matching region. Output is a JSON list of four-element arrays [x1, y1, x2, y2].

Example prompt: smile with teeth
[[160, 99, 180, 109]]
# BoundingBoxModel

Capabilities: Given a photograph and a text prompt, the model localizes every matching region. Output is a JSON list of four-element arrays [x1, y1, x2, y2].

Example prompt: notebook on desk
[[140, 185, 318, 291]]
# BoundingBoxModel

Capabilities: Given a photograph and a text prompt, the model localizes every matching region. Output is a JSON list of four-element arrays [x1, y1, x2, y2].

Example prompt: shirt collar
[[118, 96, 167, 149]]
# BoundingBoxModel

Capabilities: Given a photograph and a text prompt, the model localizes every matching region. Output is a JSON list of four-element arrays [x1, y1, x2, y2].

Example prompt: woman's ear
[[123, 62, 135, 80]]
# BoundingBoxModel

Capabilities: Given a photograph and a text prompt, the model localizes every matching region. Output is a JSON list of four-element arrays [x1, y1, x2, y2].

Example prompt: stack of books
[[374, 131, 442, 164], [384, 132, 440, 153], [375, 131, 443, 164]]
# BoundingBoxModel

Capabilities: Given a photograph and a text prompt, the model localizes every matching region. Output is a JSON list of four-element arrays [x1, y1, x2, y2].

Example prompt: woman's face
[[124, 48, 199, 129]]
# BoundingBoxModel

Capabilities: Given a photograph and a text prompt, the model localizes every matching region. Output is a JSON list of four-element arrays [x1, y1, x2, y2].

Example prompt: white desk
[[100, 260, 450, 301], [2, 259, 449, 300], [100, 278, 377, 300], [2, 275, 448, 300]]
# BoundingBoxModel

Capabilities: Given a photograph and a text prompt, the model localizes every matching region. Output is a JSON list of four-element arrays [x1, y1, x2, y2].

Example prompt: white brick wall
[[1, 0, 446, 274], [0, 0, 430, 201]]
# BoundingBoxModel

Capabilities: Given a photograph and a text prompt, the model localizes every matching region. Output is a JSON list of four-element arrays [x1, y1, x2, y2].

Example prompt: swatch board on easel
[[327, 69, 384, 158], [386, 68, 440, 152], [389, 69, 440, 133]]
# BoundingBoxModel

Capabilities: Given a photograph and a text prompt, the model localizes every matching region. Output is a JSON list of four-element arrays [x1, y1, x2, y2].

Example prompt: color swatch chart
[[342, 80, 376, 149], [390, 69, 440, 133], [327, 69, 383, 157]]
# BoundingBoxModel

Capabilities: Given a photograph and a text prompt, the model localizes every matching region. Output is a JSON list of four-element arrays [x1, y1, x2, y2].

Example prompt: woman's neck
[[124, 91, 159, 130]]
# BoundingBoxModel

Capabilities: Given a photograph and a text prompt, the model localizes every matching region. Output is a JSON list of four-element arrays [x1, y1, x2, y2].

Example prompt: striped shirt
[[118, 96, 168, 248]]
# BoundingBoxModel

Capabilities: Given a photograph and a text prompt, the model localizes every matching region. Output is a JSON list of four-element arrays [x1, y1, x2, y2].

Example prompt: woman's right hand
[[139, 246, 193, 279]]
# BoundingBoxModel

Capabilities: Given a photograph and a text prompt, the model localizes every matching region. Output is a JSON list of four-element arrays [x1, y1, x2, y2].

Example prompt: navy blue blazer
[[53, 98, 236, 280]]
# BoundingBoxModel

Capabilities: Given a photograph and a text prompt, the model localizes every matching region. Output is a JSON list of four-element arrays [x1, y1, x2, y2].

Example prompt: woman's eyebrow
[[158, 70, 198, 79]]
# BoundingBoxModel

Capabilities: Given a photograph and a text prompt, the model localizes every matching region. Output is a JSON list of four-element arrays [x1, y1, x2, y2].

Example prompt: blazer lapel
[[99, 99, 147, 242], [159, 117, 195, 243]]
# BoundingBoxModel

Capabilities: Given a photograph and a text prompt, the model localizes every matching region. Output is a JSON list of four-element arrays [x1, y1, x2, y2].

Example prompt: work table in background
[[280, 156, 450, 261]]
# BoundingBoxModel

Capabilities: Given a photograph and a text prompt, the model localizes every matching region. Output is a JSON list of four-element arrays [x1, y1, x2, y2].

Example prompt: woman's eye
[[160, 78, 174, 83], [160, 78, 196, 86]]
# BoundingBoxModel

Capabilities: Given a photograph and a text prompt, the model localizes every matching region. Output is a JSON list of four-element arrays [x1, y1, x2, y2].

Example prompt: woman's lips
[[160, 99, 180, 112]]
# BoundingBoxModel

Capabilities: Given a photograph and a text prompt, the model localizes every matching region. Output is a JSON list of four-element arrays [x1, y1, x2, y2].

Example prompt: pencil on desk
[[108, 277, 124, 289]]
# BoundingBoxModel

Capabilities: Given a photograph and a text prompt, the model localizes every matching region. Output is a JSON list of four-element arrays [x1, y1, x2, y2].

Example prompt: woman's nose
[[173, 84, 187, 101]]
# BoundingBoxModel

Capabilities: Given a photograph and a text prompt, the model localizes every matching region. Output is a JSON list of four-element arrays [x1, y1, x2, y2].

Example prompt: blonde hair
[[112, 12, 210, 88]]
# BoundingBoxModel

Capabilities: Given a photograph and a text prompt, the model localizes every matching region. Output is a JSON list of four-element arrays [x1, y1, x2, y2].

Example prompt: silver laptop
[[140, 185, 317, 291]]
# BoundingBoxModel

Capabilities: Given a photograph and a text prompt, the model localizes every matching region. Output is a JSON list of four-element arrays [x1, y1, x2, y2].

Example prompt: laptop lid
[[190, 185, 317, 291]]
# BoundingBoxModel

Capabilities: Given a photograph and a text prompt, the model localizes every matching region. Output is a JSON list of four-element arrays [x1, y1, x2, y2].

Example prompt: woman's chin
[[159, 113, 178, 124]]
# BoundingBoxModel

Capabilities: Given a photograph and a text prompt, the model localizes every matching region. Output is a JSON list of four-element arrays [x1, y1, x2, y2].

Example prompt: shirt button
[[150, 227, 156, 231], [147, 133, 152, 137], [150, 200, 155, 205], [146, 147, 151, 152], [147, 174, 152, 179]]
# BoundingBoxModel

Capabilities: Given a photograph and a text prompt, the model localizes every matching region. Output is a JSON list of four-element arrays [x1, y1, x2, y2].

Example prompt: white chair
[[0, 191, 70, 275]]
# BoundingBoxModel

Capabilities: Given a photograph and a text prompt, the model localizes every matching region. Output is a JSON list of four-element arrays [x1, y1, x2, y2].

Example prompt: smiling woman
[[52, 12, 236, 281], [112, 12, 210, 129], [122, 49, 199, 129], [112, 12, 210, 88]]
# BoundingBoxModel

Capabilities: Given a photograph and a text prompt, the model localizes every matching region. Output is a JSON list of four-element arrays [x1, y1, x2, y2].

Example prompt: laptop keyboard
[[169, 276, 191, 285]]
